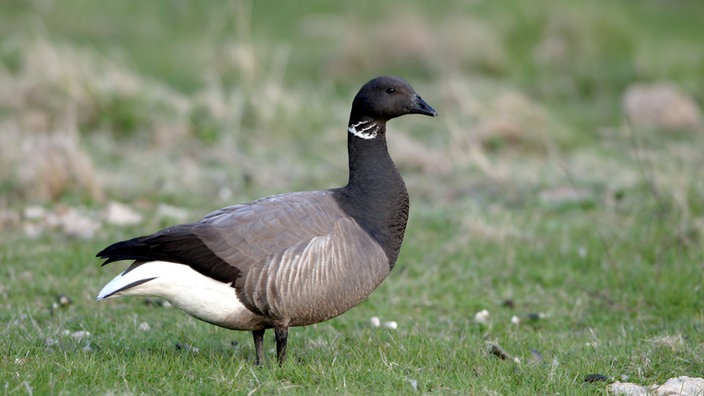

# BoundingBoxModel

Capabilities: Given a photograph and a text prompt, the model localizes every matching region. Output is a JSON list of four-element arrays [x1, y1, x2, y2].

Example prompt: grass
[[1, 0, 704, 394]]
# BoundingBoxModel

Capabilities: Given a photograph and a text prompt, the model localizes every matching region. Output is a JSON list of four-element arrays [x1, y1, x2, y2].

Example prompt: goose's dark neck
[[346, 126, 397, 189], [336, 121, 409, 268]]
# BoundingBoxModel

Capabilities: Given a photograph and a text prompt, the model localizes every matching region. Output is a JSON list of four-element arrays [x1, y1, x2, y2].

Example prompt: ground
[[1, 1, 703, 394]]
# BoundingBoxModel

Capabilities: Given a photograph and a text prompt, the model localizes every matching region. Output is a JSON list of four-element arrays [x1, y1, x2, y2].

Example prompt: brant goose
[[96, 76, 437, 365]]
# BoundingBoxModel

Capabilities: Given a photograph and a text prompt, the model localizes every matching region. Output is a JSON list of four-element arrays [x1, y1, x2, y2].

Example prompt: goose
[[96, 75, 438, 365]]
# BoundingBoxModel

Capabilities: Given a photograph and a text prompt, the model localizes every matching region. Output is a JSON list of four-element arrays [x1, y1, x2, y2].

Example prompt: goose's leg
[[274, 326, 288, 366], [252, 329, 265, 366]]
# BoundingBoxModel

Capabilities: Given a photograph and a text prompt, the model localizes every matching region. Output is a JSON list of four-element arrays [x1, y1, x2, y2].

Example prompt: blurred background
[[1, 0, 701, 215]]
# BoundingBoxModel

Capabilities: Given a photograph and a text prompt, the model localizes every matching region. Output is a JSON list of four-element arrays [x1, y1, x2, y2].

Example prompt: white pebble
[[383, 321, 398, 330], [511, 315, 521, 325], [138, 322, 150, 331], [578, 247, 587, 258], [23, 205, 46, 220], [474, 309, 490, 324], [105, 201, 143, 226], [70, 330, 90, 341], [407, 378, 418, 392], [370, 316, 381, 327], [156, 204, 190, 222]]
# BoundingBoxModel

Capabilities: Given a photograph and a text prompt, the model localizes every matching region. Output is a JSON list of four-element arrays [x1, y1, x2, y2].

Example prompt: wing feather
[[97, 190, 347, 291]]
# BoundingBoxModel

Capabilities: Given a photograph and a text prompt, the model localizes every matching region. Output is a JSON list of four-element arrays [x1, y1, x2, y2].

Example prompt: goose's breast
[[242, 217, 390, 326]]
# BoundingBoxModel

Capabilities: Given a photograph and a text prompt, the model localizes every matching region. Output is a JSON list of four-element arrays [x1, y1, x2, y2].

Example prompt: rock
[[23, 205, 46, 220], [382, 321, 398, 330], [69, 330, 90, 341], [406, 378, 418, 392], [622, 82, 702, 131], [105, 201, 142, 226], [0, 208, 20, 231], [58, 207, 100, 239], [82, 342, 93, 352], [23, 222, 44, 239], [474, 309, 490, 324], [155, 203, 190, 222], [370, 316, 381, 328], [21, 205, 102, 239], [608, 376, 704, 396], [57, 294, 72, 307], [609, 381, 649, 396], [654, 376, 704, 396]]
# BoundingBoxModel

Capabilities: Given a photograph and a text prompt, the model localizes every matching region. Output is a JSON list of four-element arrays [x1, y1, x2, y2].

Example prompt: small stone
[[577, 247, 587, 258], [406, 378, 418, 392], [57, 294, 71, 307], [474, 309, 490, 324], [23, 206, 46, 220], [529, 349, 543, 363], [105, 201, 142, 226], [23, 223, 44, 239], [159, 300, 172, 308], [0, 208, 20, 230], [156, 204, 190, 222], [609, 381, 649, 396], [70, 331, 90, 341], [510, 315, 520, 325], [383, 321, 398, 330], [370, 316, 381, 327], [59, 208, 100, 239], [218, 187, 233, 202], [138, 322, 150, 331], [623, 82, 702, 131]]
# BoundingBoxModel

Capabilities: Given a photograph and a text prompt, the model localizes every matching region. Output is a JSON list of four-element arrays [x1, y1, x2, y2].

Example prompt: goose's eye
[[386, 87, 396, 94]]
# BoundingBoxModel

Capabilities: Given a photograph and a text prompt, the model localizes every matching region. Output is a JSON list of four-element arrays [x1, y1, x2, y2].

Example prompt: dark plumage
[[97, 75, 437, 365]]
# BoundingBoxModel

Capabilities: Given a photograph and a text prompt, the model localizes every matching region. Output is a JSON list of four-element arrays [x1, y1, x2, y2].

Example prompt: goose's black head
[[348, 76, 437, 139]]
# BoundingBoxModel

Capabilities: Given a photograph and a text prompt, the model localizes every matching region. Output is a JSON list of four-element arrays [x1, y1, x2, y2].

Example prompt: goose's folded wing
[[97, 190, 347, 287]]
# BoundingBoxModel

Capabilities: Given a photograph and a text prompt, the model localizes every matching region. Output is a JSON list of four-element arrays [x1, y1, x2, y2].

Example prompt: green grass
[[1, 0, 704, 394]]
